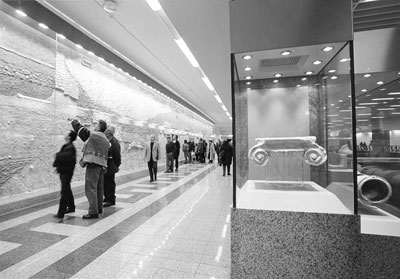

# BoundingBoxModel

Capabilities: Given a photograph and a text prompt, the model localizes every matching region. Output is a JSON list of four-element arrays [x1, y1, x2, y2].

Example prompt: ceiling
[[29, 0, 400, 135], [35, 0, 232, 134]]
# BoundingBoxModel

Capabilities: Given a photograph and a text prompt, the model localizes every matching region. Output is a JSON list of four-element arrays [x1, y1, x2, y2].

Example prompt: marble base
[[361, 233, 400, 279], [231, 208, 360, 279]]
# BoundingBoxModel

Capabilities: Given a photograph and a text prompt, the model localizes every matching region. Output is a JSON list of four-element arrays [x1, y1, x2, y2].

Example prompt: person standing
[[103, 126, 121, 208], [220, 139, 233, 176], [53, 130, 77, 219], [198, 138, 204, 163], [206, 140, 216, 163], [182, 140, 190, 164], [71, 119, 110, 219], [144, 134, 160, 182], [173, 135, 180, 171], [165, 135, 176, 173]]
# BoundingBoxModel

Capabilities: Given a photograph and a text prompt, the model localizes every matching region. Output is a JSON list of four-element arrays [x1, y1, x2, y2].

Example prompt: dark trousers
[[85, 164, 105, 215], [173, 157, 179, 170], [104, 172, 116, 204], [147, 161, 158, 180], [166, 153, 173, 172], [184, 151, 190, 163], [57, 172, 75, 217], [223, 164, 231, 175]]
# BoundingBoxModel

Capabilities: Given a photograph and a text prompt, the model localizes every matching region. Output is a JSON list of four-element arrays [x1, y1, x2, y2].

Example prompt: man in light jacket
[[71, 119, 110, 219], [144, 134, 161, 182]]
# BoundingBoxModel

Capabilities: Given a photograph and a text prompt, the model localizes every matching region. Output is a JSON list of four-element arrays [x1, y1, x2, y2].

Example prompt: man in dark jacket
[[71, 119, 110, 219], [220, 139, 234, 176], [103, 126, 121, 207], [53, 130, 77, 219], [165, 135, 176, 173], [173, 135, 180, 171]]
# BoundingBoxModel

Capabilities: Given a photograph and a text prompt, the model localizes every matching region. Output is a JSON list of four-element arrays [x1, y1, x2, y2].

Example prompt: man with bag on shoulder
[[144, 134, 160, 182], [71, 119, 110, 219]]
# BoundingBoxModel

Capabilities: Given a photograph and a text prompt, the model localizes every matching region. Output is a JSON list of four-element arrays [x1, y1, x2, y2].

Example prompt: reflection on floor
[[0, 163, 231, 279]]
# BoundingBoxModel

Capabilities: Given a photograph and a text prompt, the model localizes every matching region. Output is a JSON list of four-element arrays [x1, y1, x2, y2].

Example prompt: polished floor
[[0, 163, 231, 278]]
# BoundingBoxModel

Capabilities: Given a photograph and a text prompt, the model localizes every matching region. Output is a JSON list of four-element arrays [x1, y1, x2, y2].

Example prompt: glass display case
[[232, 42, 357, 214]]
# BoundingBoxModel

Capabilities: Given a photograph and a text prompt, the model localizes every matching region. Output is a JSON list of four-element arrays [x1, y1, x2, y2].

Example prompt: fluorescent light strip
[[215, 95, 223, 104], [377, 108, 395, 110], [175, 38, 199, 67], [388, 92, 400, 95], [359, 103, 378, 105], [390, 105, 400, 107], [202, 76, 214, 91], [146, 0, 162, 11], [357, 113, 371, 116], [372, 98, 394, 101]]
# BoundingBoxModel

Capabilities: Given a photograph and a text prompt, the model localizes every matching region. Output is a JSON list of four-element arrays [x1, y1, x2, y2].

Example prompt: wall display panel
[[233, 42, 356, 215], [0, 7, 213, 199]]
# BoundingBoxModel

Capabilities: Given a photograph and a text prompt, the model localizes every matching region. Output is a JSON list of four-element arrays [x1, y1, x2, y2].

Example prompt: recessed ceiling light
[[246, 88, 251, 91], [301, 77, 307, 81], [245, 76, 253, 80], [397, 72, 400, 75], [38, 23, 49, 29], [75, 44, 83, 49], [296, 84, 301, 87], [322, 76, 328, 79], [281, 50, 292, 56], [242, 54, 252, 60], [322, 46, 334, 52], [273, 79, 279, 83], [88, 51, 94, 56], [246, 81, 251, 85], [361, 89, 368, 92], [274, 73, 282, 78], [340, 58, 349, 62], [313, 60, 322, 65], [98, 57, 104, 62], [388, 92, 400, 95], [377, 81, 384, 85], [244, 67, 252, 71], [56, 34, 66, 39], [305, 71, 314, 75], [363, 73, 371, 78], [328, 69, 336, 73], [331, 76, 338, 80], [380, 88, 386, 91], [16, 10, 27, 17]]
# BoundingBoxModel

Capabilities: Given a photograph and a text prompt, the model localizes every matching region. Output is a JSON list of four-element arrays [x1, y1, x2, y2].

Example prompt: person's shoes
[[223, 174, 226, 177], [64, 208, 75, 214], [103, 202, 115, 208], [82, 214, 99, 219], [154, 177, 157, 181], [54, 214, 64, 219], [228, 173, 231, 175], [150, 179, 154, 182]]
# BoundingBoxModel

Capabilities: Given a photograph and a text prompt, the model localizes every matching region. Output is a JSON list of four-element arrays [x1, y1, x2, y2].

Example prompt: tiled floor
[[0, 163, 232, 278]]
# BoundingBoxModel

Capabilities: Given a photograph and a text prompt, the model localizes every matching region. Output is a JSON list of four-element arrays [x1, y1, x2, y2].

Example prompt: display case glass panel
[[233, 42, 356, 215]]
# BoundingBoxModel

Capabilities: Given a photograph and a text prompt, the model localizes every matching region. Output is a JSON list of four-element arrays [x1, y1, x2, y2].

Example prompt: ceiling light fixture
[[245, 76, 253, 80], [146, 0, 162, 11], [56, 33, 66, 39], [328, 70, 336, 73], [296, 84, 301, 87], [244, 67, 252, 71], [246, 81, 251, 85], [175, 38, 199, 67], [363, 73, 371, 78], [322, 46, 334, 52], [380, 88, 386, 91], [274, 73, 282, 78], [301, 78, 307, 81], [75, 44, 83, 49], [377, 108, 395, 110], [242, 54, 252, 60], [88, 51, 94, 56], [103, 0, 118, 13], [377, 81, 384, 85], [16, 10, 27, 17], [38, 23, 49, 29], [273, 79, 279, 83], [281, 50, 292, 56], [313, 60, 322, 65], [305, 71, 314, 75], [340, 58, 349, 62], [361, 89, 368, 92], [202, 76, 214, 91], [372, 98, 395, 101], [331, 76, 338, 80], [388, 92, 400, 95]]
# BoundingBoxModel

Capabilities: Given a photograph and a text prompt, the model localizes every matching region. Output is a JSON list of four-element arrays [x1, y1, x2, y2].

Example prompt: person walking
[[220, 139, 233, 176], [182, 140, 190, 164], [103, 126, 121, 208], [53, 130, 77, 219], [144, 134, 160, 182], [173, 135, 180, 171], [71, 119, 110, 219], [165, 135, 176, 173]]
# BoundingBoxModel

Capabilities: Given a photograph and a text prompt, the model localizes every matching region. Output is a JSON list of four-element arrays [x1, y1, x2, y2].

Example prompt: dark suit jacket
[[107, 136, 121, 174]]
